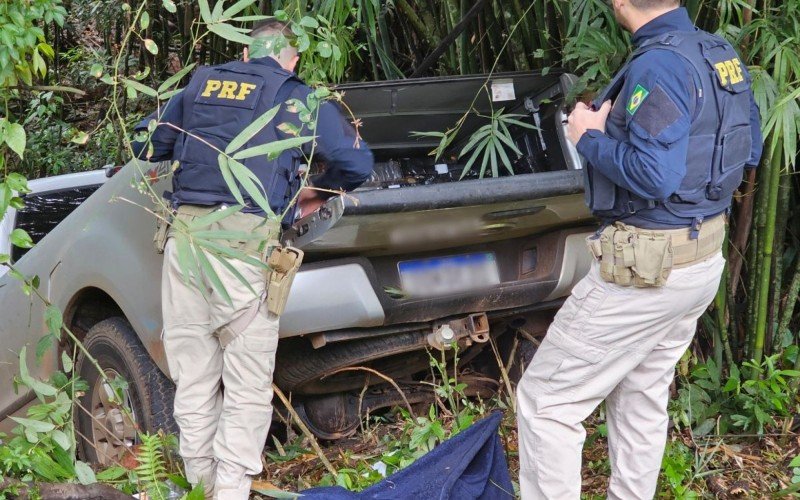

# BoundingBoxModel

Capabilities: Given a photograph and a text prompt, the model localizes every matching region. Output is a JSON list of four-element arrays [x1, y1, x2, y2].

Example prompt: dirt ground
[[254, 411, 800, 499]]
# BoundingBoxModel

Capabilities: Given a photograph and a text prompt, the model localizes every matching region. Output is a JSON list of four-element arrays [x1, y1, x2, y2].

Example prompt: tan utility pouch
[[266, 246, 304, 316], [153, 204, 174, 254], [592, 224, 673, 288]]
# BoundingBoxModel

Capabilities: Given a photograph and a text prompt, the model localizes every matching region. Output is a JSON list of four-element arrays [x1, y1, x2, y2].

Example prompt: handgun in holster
[[266, 246, 304, 316]]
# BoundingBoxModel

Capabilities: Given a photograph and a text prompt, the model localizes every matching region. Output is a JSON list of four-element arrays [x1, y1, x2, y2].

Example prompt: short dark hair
[[250, 19, 291, 38], [630, 0, 680, 9]]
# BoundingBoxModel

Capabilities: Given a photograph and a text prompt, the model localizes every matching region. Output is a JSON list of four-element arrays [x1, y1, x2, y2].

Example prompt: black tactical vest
[[170, 60, 300, 215], [586, 30, 753, 228]]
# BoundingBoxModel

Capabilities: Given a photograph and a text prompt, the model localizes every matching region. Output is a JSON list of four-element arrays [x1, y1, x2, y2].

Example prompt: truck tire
[[274, 330, 433, 395], [75, 317, 176, 465]]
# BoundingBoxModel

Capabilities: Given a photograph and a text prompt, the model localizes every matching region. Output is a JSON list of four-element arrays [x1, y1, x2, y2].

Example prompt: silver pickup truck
[[0, 70, 593, 464]]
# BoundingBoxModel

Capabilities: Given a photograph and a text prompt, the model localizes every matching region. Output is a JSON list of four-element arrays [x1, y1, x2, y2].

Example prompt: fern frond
[[135, 432, 169, 500]]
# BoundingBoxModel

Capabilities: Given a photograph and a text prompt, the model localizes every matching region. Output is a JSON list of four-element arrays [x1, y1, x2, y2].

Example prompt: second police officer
[[516, 0, 762, 498]]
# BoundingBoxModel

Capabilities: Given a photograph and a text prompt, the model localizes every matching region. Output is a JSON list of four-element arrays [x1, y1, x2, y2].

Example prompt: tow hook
[[427, 313, 490, 350]]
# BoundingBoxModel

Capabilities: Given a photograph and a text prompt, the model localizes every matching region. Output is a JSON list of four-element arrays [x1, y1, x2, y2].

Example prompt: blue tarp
[[299, 411, 514, 499]]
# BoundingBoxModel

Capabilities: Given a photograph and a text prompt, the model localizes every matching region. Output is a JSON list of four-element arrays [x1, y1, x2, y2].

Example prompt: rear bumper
[[279, 226, 594, 337]]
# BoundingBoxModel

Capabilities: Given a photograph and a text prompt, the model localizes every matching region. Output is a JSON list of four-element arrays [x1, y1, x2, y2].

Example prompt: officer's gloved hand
[[567, 100, 612, 146]]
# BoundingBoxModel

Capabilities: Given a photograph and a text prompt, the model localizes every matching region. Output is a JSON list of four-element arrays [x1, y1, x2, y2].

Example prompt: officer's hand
[[298, 188, 324, 219], [567, 100, 612, 145]]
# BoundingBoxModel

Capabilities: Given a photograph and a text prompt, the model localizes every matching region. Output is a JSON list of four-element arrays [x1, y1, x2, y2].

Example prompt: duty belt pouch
[[632, 233, 673, 287], [153, 204, 173, 254], [594, 225, 672, 288], [266, 246, 304, 316], [598, 226, 634, 285]]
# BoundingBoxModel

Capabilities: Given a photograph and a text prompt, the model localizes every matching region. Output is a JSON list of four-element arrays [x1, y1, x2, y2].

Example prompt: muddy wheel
[[75, 317, 176, 465], [274, 331, 434, 395]]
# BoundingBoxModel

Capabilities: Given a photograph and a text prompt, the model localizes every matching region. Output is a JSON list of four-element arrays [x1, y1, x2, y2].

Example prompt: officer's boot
[[184, 457, 217, 499], [213, 461, 252, 500]]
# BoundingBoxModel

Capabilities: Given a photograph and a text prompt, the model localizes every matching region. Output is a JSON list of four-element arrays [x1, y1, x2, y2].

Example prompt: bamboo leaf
[[211, 0, 225, 21], [222, 0, 256, 19], [190, 230, 263, 241], [495, 138, 515, 175], [198, 0, 212, 22], [460, 141, 484, 179], [208, 23, 253, 45], [187, 204, 244, 229], [195, 239, 265, 269], [225, 105, 281, 154], [157, 63, 196, 94], [232, 136, 313, 160], [123, 78, 158, 97], [488, 140, 498, 178], [209, 252, 259, 297], [496, 121, 524, 157], [479, 139, 492, 179], [173, 232, 199, 289], [231, 15, 272, 22], [194, 243, 231, 305], [217, 154, 246, 206], [458, 126, 492, 158], [227, 158, 275, 217]]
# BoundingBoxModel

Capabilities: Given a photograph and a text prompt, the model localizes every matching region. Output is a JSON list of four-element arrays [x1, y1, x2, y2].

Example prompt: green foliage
[[561, 0, 629, 96], [659, 440, 699, 499], [0, 0, 64, 87], [317, 346, 488, 491], [135, 433, 171, 500], [456, 109, 538, 179], [0, 345, 90, 484], [670, 356, 800, 435]]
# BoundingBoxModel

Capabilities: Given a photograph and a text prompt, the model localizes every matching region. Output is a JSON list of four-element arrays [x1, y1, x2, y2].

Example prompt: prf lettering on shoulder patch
[[627, 84, 650, 116], [194, 73, 264, 110], [714, 57, 745, 87]]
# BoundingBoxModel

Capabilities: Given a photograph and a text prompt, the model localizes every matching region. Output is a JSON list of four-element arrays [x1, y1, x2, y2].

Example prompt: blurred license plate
[[398, 252, 500, 298]]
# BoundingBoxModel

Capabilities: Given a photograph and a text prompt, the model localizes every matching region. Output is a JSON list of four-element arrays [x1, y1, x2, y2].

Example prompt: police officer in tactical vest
[[516, 1, 762, 498], [132, 20, 373, 500]]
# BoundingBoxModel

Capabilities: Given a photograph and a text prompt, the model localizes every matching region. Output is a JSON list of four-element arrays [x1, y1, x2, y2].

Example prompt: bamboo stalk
[[395, 0, 439, 47], [729, 168, 757, 294], [781, 257, 800, 365], [752, 145, 783, 374], [766, 173, 791, 354]]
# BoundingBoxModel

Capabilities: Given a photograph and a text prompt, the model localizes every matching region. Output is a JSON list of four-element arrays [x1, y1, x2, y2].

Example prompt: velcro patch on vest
[[194, 73, 264, 110], [631, 84, 683, 139]]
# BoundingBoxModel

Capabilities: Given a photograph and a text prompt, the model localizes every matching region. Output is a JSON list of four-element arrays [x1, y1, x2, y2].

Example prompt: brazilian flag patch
[[627, 84, 650, 116]]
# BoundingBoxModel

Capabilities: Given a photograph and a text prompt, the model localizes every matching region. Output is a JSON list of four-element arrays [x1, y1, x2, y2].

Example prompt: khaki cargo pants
[[517, 251, 725, 499], [162, 206, 280, 500]]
